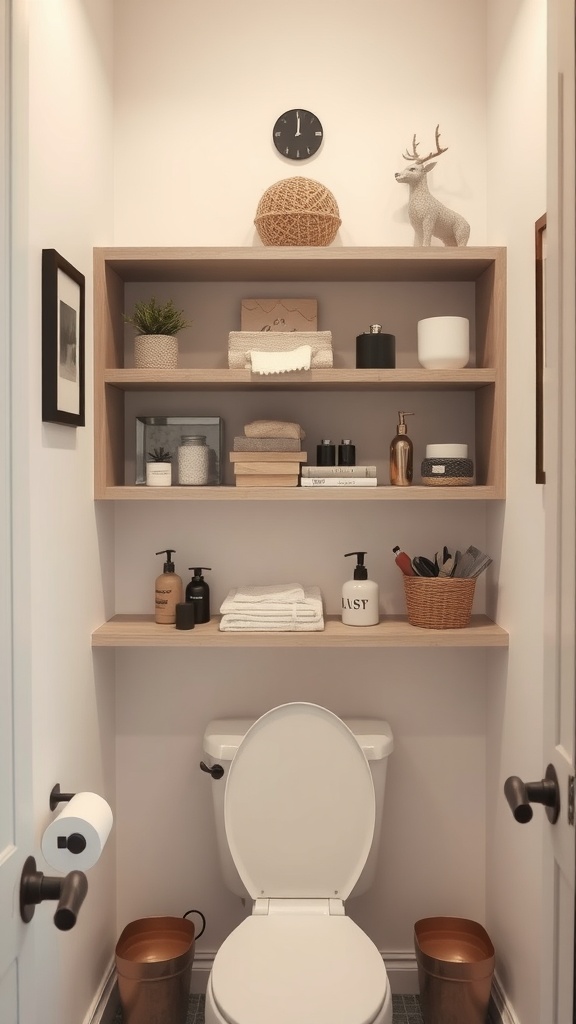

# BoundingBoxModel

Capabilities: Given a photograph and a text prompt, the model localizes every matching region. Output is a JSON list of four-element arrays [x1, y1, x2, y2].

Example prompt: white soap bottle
[[342, 551, 380, 626]]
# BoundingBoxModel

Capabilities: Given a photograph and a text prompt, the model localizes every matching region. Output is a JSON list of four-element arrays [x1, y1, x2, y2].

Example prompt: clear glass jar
[[178, 435, 210, 486]]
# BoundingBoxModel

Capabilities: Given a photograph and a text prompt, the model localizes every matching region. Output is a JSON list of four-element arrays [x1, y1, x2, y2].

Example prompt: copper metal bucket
[[414, 917, 495, 1024], [115, 911, 205, 1024]]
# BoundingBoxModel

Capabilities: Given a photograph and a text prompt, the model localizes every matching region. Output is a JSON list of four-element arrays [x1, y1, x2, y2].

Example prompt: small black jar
[[356, 324, 396, 369]]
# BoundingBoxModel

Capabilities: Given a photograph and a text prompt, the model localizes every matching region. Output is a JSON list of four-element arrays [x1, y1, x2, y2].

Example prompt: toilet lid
[[211, 915, 387, 1024], [224, 702, 375, 900]]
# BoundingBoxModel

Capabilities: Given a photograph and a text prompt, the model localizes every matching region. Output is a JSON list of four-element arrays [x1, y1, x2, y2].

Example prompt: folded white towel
[[249, 345, 312, 375], [219, 617, 325, 632], [222, 584, 306, 605], [219, 586, 324, 631]]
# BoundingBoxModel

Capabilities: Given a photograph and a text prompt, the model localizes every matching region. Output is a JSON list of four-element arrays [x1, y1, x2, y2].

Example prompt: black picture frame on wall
[[42, 248, 85, 426]]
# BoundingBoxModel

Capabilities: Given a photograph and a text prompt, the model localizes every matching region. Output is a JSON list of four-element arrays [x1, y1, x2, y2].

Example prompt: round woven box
[[421, 457, 474, 487], [255, 177, 341, 247], [403, 577, 476, 629]]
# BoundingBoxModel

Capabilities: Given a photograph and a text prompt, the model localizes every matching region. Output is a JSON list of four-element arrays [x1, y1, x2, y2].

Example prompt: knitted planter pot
[[134, 335, 178, 369], [254, 177, 341, 247]]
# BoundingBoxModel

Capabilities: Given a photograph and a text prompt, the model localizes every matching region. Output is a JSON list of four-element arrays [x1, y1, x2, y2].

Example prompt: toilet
[[201, 702, 394, 1024]]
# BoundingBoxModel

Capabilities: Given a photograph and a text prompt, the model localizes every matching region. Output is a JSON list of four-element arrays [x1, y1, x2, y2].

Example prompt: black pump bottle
[[186, 567, 212, 623]]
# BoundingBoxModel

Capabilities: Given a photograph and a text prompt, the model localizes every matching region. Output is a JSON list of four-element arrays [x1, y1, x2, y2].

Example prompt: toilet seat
[[210, 914, 388, 1024], [224, 702, 376, 899]]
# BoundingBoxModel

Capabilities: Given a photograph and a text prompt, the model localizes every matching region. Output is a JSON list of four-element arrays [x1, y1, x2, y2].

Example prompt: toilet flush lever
[[200, 761, 224, 780]]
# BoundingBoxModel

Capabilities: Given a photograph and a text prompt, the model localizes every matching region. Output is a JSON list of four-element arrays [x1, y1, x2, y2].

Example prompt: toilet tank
[[202, 714, 394, 900]]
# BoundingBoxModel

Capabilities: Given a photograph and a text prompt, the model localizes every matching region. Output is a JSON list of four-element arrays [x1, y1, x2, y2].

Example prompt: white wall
[[111, 0, 496, 988], [113, 0, 487, 247], [13, 2, 116, 1022], [485, 4, 547, 1023]]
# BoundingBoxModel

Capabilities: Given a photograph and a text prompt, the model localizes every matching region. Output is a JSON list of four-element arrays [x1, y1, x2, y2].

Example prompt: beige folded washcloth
[[233, 436, 302, 452], [250, 345, 312, 375], [244, 420, 305, 440]]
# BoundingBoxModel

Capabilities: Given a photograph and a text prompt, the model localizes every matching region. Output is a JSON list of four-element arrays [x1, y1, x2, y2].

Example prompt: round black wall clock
[[273, 109, 323, 160]]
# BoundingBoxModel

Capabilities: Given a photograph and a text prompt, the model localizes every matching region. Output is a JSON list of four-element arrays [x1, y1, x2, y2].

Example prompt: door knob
[[504, 763, 560, 824], [20, 855, 88, 930]]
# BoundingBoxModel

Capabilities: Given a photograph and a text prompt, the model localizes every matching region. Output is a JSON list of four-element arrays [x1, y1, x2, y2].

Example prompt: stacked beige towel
[[219, 584, 324, 632], [244, 420, 305, 440], [233, 421, 307, 487]]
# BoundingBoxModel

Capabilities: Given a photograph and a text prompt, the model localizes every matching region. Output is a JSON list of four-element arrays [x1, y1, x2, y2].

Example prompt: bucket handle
[[183, 908, 206, 939]]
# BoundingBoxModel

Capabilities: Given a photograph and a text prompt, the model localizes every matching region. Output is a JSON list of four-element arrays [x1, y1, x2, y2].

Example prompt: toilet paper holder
[[49, 783, 88, 854], [49, 782, 75, 810]]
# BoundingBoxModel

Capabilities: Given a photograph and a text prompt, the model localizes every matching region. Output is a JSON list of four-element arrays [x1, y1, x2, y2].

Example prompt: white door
[[0, 1, 34, 1020], [541, 2, 575, 1021]]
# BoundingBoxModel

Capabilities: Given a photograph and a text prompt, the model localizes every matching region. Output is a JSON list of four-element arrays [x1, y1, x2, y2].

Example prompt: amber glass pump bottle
[[390, 412, 414, 486], [154, 549, 183, 624]]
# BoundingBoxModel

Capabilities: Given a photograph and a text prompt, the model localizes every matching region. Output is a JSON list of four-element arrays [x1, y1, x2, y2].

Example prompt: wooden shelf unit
[[92, 614, 509, 649], [93, 246, 506, 501]]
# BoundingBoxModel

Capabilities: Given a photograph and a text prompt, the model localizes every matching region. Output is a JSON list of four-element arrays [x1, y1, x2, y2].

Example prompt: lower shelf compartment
[[92, 614, 509, 648]]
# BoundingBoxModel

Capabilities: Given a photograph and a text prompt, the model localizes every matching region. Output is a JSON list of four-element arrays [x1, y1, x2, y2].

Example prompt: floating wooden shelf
[[92, 614, 509, 649], [102, 368, 497, 392], [99, 484, 500, 501]]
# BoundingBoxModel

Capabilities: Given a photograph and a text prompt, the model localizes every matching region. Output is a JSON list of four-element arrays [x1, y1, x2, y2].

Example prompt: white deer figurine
[[395, 126, 470, 247]]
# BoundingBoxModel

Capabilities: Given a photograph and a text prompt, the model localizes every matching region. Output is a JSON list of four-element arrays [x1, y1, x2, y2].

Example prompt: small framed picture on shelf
[[135, 416, 223, 485], [41, 249, 85, 426], [240, 298, 317, 333]]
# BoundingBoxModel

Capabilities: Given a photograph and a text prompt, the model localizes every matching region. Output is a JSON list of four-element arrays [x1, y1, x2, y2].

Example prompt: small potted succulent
[[146, 447, 172, 487], [124, 297, 191, 369]]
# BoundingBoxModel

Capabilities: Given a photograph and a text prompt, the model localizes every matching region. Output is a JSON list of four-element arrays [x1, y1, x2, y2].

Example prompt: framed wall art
[[42, 248, 85, 426]]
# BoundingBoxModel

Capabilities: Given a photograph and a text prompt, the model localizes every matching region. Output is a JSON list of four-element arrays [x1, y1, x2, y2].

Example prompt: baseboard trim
[[92, 951, 517, 1023], [488, 974, 520, 1024], [84, 960, 117, 1024]]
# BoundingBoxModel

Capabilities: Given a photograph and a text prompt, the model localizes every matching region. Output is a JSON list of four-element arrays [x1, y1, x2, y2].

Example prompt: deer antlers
[[402, 124, 448, 165]]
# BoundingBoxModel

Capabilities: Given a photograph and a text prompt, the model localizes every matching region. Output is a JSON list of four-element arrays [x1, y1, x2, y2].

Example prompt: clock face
[[273, 109, 323, 160]]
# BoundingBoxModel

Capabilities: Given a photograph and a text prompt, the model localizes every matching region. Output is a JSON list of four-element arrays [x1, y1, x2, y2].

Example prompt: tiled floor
[[392, 994, 425, 1023], [114, 992, 424, 1023]]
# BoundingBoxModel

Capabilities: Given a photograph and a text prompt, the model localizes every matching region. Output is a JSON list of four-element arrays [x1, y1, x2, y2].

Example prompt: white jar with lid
[[178, 435, 210, 485], [417, 316, 470, 369]]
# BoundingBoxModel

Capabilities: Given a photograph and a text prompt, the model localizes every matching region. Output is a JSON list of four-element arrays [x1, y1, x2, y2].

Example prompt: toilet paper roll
[[41, 792, 113, 871]]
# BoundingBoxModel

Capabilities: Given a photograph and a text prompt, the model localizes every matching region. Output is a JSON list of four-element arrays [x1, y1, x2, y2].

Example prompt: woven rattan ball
[[255, 177, 341, 247]]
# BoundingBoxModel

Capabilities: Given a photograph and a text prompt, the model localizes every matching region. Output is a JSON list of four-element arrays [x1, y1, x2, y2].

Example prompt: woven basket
[[255, 177, 341, 247], [403, 577, 476, 629]]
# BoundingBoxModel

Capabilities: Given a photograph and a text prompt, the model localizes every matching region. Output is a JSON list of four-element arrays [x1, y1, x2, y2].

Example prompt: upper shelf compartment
[[93, 246, 506, 500]]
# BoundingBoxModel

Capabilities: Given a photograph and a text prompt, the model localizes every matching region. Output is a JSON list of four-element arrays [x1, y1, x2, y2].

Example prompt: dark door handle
[[20, 855, 88, 930], [504, 763, 560, 824]]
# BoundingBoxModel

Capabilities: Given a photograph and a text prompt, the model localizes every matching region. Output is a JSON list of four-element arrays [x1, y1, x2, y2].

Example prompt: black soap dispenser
[[186, 567, 212, 623]]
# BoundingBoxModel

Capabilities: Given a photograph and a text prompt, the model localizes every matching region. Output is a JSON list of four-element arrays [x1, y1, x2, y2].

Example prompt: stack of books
[[300, 465, 378, 488], [231, 438, 307, 487]]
